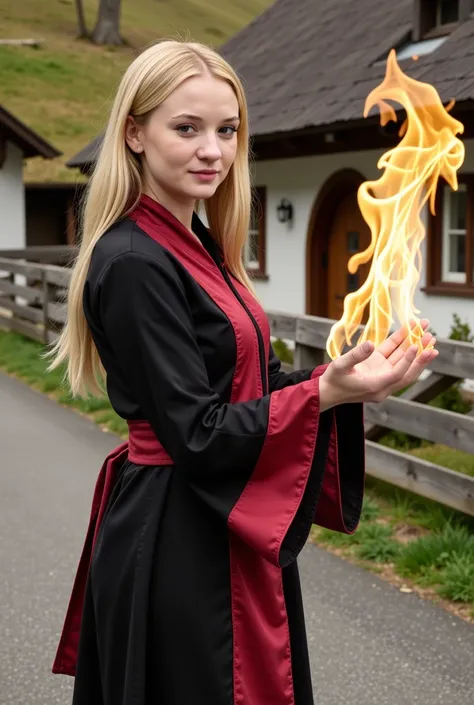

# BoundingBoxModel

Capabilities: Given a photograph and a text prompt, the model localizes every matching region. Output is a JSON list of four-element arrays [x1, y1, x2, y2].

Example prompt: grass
[[365, 477, 474, 531], [317, 520, 401, 562], [354, 523, 401, 562], [410, 443, 474, 477], [0, 0, 272, 182], [0, 328, 128, 436], [395, 524, 474, 576], [394, 524, 474, 603], [2, 327, 474, 614], [438, 555, 474, 602]]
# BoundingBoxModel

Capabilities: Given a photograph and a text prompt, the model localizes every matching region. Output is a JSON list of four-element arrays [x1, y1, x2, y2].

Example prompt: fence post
[[293, 342, 327, 370], [41, 272, 52, 345], [6, 271, 15, 333]]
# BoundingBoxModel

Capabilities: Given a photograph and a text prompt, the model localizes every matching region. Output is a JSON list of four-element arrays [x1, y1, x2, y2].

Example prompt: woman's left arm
[[268, 344, 328, 391], [267, 344, 366, 534]]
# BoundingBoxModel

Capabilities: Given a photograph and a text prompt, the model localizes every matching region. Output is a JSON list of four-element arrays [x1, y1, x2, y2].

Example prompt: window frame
[[245, 186, 268, 280], [436, 0, 459, 26], [425, 174, 474, 297], [414, 0, 463, 40]]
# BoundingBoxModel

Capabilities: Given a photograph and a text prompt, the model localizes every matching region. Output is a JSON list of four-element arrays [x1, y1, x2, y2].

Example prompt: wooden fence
[[0, 254, 69, 344], [1, 248, 474, 516]]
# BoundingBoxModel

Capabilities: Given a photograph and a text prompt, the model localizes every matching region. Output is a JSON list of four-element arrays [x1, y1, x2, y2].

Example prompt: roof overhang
[[0, 105, 62, 159], [252, 99, 474, 160], [65, 132, 103, 174]]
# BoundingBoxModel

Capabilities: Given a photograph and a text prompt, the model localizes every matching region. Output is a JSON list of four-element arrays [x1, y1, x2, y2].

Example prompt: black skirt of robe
[[73, 459, 315, 705], [67, 198, 364, 705]]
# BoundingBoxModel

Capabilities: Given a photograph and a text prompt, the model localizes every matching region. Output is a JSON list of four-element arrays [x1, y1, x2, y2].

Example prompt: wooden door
[[327, 191, 371, 321]]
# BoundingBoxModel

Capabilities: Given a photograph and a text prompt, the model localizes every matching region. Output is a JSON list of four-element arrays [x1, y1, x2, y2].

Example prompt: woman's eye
[[176, 125, 237, 136], [220, 126, 238, 136], [176, 125, 195, 134]]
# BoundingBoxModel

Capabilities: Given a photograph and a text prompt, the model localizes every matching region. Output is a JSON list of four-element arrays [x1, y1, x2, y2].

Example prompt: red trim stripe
[[228, 377, 320, 566], [131, 198, 297, 705], [229, 535, 294, 705]]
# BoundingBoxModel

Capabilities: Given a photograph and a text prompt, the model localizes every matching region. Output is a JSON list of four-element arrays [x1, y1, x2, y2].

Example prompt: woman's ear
[[125, 116, 144, 154]]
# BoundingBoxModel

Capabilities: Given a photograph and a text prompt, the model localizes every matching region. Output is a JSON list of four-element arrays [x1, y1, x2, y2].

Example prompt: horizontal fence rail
[[267, 310, 474, 516], [0, 249, 473, 516], [0, 245, 76, 265]]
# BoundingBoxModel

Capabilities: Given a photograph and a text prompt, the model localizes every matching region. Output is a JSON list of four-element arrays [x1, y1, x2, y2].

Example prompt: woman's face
[[127, 72, 240, 210]]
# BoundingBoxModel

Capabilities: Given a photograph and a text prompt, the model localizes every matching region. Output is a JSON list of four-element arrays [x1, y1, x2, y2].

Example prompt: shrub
[[360, 497, 381, 522], [272, 338, 294, 364], [354, 522, 400, 563], [437, 554, 474, 602], [430, 314, 473, 414], [356, 538, 400, 562], [395, 524, 474, 577]]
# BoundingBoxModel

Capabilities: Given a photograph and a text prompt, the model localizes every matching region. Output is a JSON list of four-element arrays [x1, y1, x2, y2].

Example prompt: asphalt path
[[1, 371, 473, 704]]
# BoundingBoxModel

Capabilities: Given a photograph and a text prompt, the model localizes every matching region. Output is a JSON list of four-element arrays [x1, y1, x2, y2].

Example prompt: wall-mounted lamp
[[276, 198, 293, 224]]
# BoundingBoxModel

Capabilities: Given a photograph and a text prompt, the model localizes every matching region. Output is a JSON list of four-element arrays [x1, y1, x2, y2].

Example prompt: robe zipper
[[219, 265, 269, 397]]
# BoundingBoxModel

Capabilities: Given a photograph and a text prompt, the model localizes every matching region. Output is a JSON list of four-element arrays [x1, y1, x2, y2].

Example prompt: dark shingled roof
[[220, 0, 474, 136], [0, 105, 61, 159], [67, 0, 474, 168], [65, 132, 103, 171]]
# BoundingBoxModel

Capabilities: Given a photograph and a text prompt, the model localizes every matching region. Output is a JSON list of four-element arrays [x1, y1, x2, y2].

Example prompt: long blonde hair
[[49, 39, 254, 397]]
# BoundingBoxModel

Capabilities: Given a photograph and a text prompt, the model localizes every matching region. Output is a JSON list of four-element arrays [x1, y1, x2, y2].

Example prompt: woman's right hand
[[318, 322, 438, 411]]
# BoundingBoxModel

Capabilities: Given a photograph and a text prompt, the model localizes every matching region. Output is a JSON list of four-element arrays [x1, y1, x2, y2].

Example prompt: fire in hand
[[326, 49, 465, 359]]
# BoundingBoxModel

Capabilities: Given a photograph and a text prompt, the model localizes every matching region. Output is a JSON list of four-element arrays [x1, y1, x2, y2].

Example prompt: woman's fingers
[[377, 319, 429, 359], [388, 332, 435, 367], [398, 348, 439, 388], [376, 325, 408, 358], [385, 347, 438, 397], [334, 340, 375, 372], [386, 344, 418, 385]]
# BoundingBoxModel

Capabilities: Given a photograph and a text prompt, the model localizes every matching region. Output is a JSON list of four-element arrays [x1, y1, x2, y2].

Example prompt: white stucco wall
[[254, 139, 474, 339], [0, 141, 26, 250]]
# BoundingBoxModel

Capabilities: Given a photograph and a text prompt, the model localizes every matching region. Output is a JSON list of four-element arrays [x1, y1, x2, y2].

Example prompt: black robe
[[53, 194, 365, 705]]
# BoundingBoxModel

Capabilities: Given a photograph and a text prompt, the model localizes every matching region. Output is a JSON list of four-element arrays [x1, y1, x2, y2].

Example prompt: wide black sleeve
[[96, 252, 365, 565], [268, 343, 322, 391]]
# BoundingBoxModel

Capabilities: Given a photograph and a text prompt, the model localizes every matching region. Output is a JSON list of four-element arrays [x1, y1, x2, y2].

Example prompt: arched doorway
[[305, 169, 372, 320]]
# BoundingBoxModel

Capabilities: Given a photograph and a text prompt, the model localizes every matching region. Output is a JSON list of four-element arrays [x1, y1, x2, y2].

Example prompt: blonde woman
[[51, 40, 437, 705]]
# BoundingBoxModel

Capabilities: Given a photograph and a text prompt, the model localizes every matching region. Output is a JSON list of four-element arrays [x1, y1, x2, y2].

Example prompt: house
[[24, 181, 85, 250], [66, 0, 474, 338], [0, 106, 61, 250]]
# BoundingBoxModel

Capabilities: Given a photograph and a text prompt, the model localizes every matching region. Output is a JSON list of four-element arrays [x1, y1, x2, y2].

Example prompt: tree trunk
[[75, 0, 89, 38], [92, 0, 123, 46]]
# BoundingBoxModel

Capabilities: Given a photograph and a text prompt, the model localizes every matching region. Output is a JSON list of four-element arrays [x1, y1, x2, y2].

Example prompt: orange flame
[[326, 49, 465, 359]]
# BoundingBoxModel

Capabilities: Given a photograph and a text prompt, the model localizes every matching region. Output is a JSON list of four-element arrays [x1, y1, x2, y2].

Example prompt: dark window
[[438, 0, 459, 24], [347, 273, 359, 292], [246, 186, 267, 279], [414, 0, 465, 40], [347, 231, 359, 253]]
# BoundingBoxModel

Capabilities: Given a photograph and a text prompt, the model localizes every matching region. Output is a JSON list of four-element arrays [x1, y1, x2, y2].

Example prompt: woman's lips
[[190, 170, 219, 182]]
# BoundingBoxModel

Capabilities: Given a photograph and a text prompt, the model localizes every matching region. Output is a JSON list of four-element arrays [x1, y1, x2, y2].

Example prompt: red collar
[[130, 194, 223, 265]]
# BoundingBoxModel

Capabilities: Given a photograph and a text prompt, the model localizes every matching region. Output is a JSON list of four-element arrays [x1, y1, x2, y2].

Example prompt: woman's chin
[[186, 183, 221, 200]]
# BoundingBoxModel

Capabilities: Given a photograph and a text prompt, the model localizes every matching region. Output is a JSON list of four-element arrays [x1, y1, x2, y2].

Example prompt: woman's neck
[[143, 184, 195, 234], [142, 186, 205, 246]]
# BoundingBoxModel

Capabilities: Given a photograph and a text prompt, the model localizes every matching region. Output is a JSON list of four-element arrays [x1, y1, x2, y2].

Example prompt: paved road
[[1, 371, 474, 705]]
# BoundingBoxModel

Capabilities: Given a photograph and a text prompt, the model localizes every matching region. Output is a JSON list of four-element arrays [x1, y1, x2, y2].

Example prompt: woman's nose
[[197, 133, 222, 162]]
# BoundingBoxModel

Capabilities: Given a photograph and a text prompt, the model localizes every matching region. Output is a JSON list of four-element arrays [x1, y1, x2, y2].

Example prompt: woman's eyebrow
[[171, 113, 240, 122]]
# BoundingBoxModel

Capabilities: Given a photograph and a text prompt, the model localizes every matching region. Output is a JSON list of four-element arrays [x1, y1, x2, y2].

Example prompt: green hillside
[[0, 0, 271, 183]]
